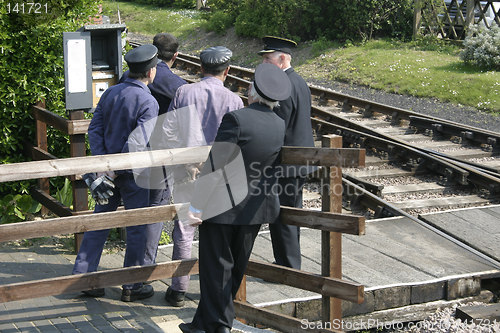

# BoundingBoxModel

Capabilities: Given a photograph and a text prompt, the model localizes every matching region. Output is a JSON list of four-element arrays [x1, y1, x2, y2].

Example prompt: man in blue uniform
[[123, 33, 187, 268], [163, 46, 244, 308], [72, 44, 159, 302], [178, 63, 291, 333], [259, 36, 315, 270]]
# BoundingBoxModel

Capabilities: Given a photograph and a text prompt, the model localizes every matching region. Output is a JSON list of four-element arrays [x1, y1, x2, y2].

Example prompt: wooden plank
[[281, 146, 365, 168], [394, 195, 490, 210], [30, 188, 73, 217], [0, 146, 211, 182], [34, 101, 50, 216], [345, 168, 414, 179], [456, 303, 500, 324], [382, 183, 449, 195], [280, 206, 365, 235], [30, 146, 57, 161], [69, 110, 88, 252], [32, 105, 69, 134], [68, 119, 91, 135], [420, 211, 500, 262], [234, 301, 341, 333], [0, 204, 182, 242], [321, 134, 343, 322], [0, 259, 198, 303], [246, 260, 364, 303]]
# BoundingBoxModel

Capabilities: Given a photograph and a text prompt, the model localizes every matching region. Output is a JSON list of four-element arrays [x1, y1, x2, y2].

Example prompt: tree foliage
[[0, 0, 100, 195], [205, 0, 414, 42]]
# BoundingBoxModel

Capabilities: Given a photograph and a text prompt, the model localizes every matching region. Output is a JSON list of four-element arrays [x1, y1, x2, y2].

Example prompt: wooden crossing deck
[[0, 206, 499, 332]]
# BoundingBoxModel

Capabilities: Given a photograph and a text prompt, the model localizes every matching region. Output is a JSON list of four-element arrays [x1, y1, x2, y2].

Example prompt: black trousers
[[269, 177, 304, 269], [192, 222, 261, 333]]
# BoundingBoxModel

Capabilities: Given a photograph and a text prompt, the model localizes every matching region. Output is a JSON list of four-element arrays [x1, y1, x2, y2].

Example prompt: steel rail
[[312, 117, 471, 184], [128, 40, 500, 270], [129, 40, 500, 192], [310, 107, 500, 193], [129, 40, 500, 146]]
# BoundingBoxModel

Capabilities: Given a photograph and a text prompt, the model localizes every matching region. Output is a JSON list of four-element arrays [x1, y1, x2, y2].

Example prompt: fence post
[[321, 134, 343, 323], [235, 274, 247, 324], [68, 110, 88, 252], [413, 0, 423, 39], [34, 100, 49, 217], [465, 0, 475, 29]]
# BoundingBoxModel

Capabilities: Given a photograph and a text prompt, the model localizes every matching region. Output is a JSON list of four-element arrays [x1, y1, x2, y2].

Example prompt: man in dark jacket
[[259, 36, 315, 270], [178, 63, 291, 333]]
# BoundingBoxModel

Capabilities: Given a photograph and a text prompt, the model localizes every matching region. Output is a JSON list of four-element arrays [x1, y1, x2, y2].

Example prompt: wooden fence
[[0, 140, 366, 332], [413, 0, 500, 40]]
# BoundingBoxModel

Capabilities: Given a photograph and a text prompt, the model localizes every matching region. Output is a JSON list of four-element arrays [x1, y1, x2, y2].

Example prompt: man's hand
[[186, 206, 203, 226], [82, 173, 115, 205], [185, 163, 202, 181]]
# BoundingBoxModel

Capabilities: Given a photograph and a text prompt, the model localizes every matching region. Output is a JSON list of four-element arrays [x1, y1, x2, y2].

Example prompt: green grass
[[300, 39, 500, 113], [102, 1, 500, 113], [102, 0, 205, 37]]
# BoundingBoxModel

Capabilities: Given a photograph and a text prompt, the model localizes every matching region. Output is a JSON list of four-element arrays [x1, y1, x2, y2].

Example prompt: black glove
[[82, 173, 115, 205]]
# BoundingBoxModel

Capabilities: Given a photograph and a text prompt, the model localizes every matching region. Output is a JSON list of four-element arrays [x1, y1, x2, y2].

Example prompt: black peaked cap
[[125, 44, 158, 73], [200, 46, 233, 67], [254, 63, 291, 102], [258, 36, 297, 55]]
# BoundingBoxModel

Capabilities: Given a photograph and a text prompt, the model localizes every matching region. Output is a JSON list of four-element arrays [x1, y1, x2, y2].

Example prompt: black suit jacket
[[191, 103, 285, 225], [274, 67, 315, 177]]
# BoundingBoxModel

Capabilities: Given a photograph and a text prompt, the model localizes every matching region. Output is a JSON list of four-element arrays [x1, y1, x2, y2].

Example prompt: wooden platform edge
[[234, 301, 342, 333]]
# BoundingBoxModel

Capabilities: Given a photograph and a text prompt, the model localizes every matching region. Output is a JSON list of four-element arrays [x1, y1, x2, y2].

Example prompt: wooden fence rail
[[1, 138, 366, 332]]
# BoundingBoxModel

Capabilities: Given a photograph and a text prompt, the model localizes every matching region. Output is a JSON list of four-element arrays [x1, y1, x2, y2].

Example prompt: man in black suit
[[178, 63, 291, 333], [259, 36, 315, 270]]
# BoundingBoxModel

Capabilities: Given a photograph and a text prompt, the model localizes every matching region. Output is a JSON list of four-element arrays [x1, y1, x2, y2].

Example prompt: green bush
[[460, 25, 500, 70], [0, 194, 41, 224], [115, 0, 195, 8], [0, 0, 100, 195], [204, 0, 413, 42], [318, 0, 414, 41], [205, 10, 234, 33]]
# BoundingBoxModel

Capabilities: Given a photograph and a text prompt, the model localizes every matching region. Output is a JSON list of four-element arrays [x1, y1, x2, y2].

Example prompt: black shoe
[[82, 288, 105, 297], [121, 284, 154, 302], [179, 322, 205, 333], [216, 326, 231, 333], [165, 286, 185, 307]]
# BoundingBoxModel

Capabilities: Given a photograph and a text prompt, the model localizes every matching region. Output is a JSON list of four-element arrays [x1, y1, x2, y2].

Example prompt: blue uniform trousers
[[72, 174, 150, 290], [145, 187, 170, 265]]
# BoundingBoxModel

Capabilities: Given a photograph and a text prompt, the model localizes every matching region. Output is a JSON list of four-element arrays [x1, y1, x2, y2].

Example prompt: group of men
[[73, 33, 314, 333]]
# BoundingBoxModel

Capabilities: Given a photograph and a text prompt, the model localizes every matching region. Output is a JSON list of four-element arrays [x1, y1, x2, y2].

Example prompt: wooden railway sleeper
[[342, 99, 352, 112], [363, 104, 373, 118], [343, 174, 384, 197], [389, 111, 401, 126], [432, 123, 443, 133]]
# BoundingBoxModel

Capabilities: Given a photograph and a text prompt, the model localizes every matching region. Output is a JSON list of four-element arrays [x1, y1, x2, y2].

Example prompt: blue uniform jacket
[[88, 77, 159, 160], [121, 62, 186, 115]]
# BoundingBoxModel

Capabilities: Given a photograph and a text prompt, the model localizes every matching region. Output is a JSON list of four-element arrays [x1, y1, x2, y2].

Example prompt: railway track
[[129, 41, 500, 219]]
